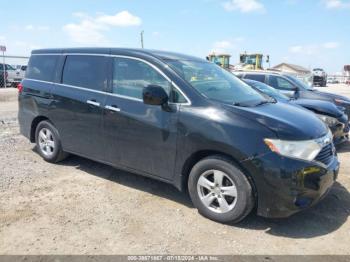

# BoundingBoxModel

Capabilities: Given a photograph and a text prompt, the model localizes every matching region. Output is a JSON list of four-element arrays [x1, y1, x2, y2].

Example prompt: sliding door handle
[[105, 105, 121, 112], [87, 100, 100, 107]]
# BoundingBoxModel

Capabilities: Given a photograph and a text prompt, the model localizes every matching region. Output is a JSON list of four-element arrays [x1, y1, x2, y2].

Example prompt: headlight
[[334, 99, 350, 105], [316, 114, 339, 126], [264, 130, 333, 161], [264, 138, 322, 161]]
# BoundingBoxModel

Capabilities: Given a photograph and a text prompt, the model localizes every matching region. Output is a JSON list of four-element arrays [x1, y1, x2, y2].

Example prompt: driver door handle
[[105, 105, 121, 112]]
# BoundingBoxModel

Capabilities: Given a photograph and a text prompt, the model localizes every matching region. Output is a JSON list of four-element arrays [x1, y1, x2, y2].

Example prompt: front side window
[[62, 55, 108, 91], [268, 75, 295, 90], [26, 55, 58, 81], [112, 57, 187, 103], [165, 60, 266, 106]]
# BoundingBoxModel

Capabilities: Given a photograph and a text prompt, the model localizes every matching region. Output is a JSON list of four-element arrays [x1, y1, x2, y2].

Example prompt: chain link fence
[[1, 55, 29, 88]]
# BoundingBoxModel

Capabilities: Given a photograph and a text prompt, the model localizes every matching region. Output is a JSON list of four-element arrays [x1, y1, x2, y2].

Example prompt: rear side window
[[244, 74, 265, 82], [26, 55, 58, 81], [62, 55, 108, 91]]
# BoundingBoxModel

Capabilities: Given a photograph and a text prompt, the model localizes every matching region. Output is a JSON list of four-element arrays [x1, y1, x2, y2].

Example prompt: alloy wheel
[[38, 128, 55, 157], [197, 169, 238, 214]]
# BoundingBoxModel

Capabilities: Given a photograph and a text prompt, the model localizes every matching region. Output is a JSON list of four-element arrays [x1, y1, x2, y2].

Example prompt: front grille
[[344, 122, 350, 133], [315, 143, 333, 165], [313, 76, 323, 81]]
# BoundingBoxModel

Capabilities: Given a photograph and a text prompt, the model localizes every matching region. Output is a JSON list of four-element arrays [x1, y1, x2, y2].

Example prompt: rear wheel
[[35, 120, 68, 163], [188, 156, 254, 223]]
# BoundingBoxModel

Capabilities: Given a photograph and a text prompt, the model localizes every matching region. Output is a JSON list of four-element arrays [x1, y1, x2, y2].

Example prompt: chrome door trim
[[30, 53, 191, 105], [25, 79, 143, 102]]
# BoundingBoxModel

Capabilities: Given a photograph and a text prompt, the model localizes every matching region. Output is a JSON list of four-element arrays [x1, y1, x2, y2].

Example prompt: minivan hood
[[292, 98, 343, 117], [222, 102, 328, 140]]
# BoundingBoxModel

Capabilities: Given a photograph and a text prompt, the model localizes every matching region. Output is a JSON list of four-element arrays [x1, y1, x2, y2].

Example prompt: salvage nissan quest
[[18, 48, 340, 223]]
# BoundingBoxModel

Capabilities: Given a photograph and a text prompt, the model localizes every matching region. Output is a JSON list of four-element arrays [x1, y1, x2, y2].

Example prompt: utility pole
[[0, 45, 6, 88], [141, 30, 144, 49]]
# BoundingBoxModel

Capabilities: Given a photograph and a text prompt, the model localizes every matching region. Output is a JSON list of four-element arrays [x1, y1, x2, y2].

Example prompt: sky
[[0, 0, 349, 73]]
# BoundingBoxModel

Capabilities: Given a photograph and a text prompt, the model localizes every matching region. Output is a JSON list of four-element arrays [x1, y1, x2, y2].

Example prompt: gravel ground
[[0, 85, 350, 255]]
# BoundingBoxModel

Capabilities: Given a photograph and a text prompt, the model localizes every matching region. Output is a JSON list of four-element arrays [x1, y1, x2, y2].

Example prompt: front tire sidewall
[[188, 157, 254, 223]]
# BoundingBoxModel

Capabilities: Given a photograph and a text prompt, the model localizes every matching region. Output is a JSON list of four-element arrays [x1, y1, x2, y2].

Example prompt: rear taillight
[[17, 83, 23, 93]]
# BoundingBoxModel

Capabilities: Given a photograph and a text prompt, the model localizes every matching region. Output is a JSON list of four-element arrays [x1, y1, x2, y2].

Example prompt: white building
[[272, 63, 311, 75]]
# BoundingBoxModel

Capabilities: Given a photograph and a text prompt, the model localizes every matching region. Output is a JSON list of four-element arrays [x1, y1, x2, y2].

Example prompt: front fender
[[173, 105, 275, 190]]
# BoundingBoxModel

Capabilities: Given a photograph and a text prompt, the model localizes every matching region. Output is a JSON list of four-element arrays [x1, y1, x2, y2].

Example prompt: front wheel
[[35, 120, 68, 163], [188, 156, 254, 223]]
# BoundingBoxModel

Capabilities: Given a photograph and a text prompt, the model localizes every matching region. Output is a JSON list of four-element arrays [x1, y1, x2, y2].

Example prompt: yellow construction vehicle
[[238, 53, 267, 70], [207, 53, 231, 69], [207, 52, 269, 71]]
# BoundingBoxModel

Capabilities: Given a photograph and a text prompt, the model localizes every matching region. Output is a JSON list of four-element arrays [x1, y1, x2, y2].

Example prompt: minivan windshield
[[165, 60, 267, 106]]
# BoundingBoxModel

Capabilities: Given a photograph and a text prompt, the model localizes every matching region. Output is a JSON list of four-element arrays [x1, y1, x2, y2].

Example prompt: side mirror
[[143, 85, 169, 106]]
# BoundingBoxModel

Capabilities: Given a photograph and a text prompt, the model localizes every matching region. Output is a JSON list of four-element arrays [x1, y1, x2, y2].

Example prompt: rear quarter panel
[[18, 79, 55, 139]]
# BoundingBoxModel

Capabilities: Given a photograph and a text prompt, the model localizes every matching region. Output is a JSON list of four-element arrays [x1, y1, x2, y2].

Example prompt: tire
[[188, 155, 254, 223], [35, 120, 68, 163]]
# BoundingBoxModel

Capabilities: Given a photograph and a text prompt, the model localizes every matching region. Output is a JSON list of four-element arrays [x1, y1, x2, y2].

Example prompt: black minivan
[[18, 48, 339, 223]]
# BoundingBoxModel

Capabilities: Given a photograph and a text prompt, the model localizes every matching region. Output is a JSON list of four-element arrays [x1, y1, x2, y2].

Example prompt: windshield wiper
[[255, 98, 276, 106], [232, 102, 250, 107], [255, 100, 269, 106]]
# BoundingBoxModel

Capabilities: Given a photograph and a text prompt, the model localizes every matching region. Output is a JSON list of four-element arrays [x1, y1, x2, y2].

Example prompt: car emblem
[[323, 137, 331, 145], [316, 131, 332, 147]]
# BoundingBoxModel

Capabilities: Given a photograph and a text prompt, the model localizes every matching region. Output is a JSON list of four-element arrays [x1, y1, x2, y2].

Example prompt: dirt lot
[[0, 85, 350, 255]]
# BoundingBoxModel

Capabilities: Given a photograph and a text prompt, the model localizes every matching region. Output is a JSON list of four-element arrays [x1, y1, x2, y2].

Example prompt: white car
[[14, 65, 27, 81], [0, 64, 21, 87]]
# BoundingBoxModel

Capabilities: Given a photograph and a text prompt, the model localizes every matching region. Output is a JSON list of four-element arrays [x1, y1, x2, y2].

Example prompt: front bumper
[[243, 151, 339, 218]]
